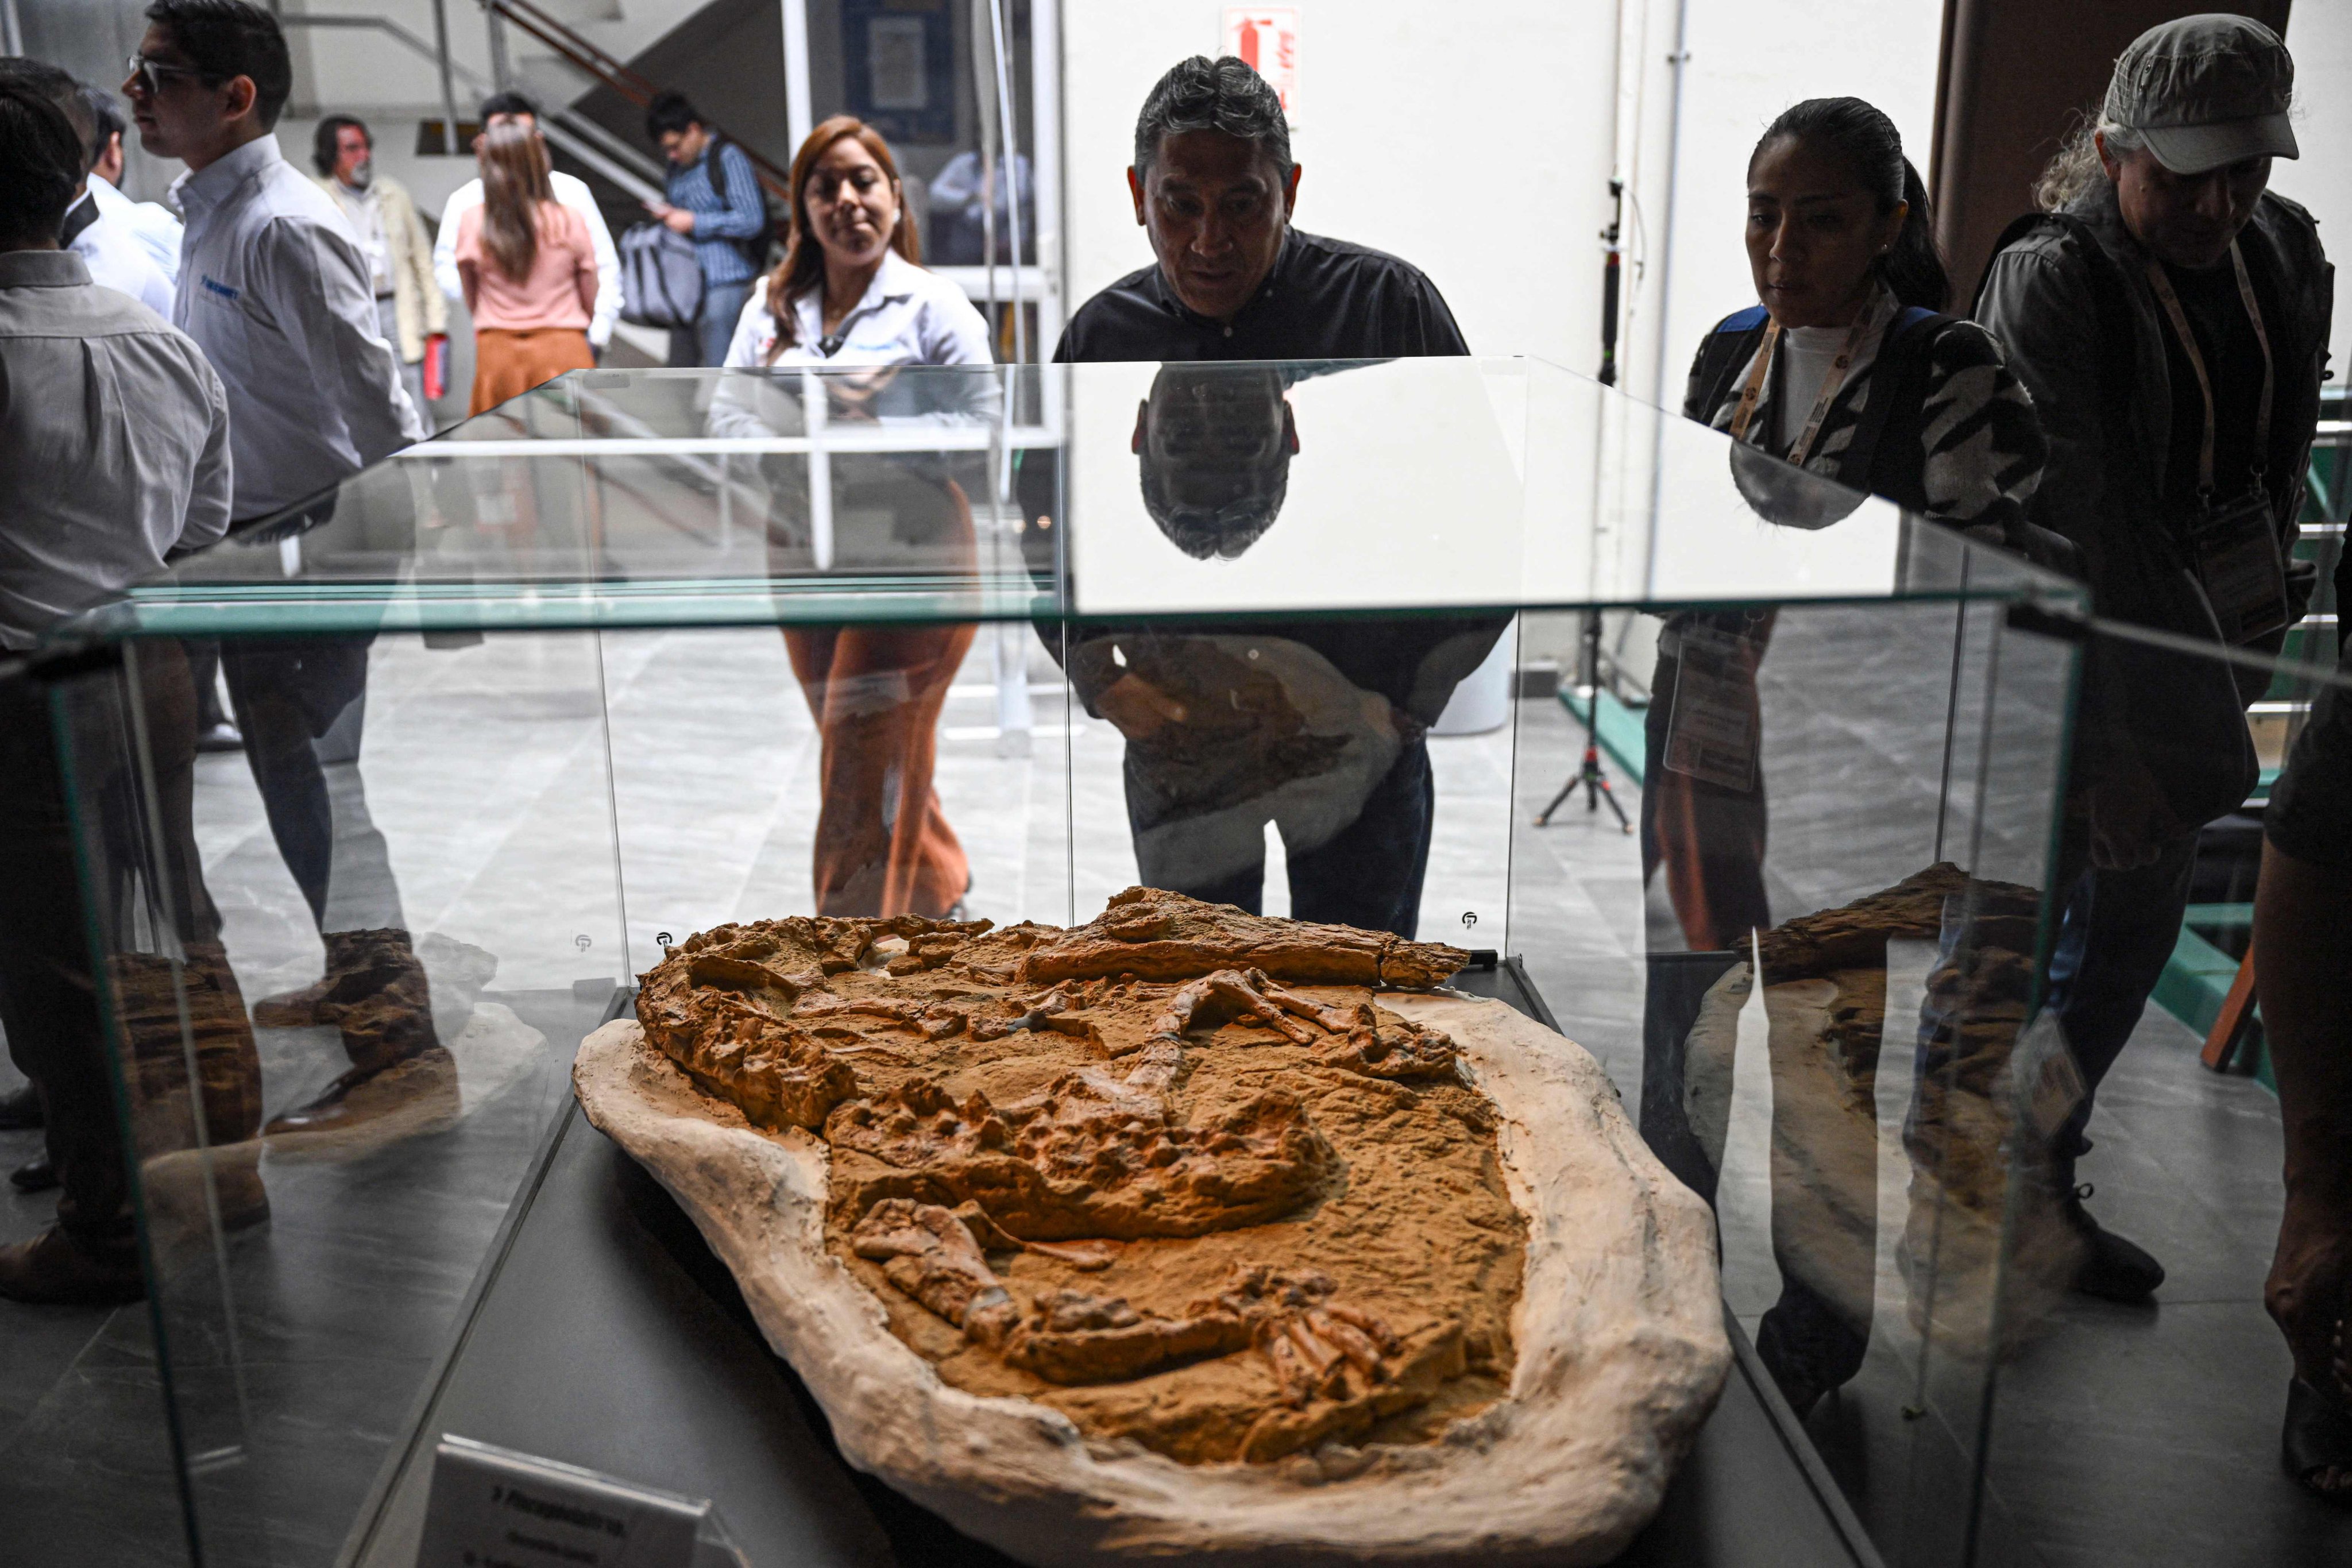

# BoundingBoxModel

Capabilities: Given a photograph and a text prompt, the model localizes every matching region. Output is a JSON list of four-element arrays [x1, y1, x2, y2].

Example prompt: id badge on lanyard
[[1664, 617, 1764, 792], [2189, 489, 2289, 642], [2148, 245, 2288, 644]]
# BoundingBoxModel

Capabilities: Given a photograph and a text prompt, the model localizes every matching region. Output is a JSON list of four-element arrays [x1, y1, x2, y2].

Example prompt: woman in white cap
[[1976, 7, 2332, 1357]]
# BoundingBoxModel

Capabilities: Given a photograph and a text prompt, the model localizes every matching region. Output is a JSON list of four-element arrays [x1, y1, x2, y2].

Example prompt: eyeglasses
[[123, 53, 213, 96]]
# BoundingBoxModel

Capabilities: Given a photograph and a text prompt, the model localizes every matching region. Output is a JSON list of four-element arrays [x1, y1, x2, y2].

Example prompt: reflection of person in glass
[[712, 116, 994, 917], [130, 1, 449, 1142], [1061, 365, 1499, 937], [1039, 57, 1482, 940], [1645, 98, 2049, 1420], [1133, 364, 1297, 561]]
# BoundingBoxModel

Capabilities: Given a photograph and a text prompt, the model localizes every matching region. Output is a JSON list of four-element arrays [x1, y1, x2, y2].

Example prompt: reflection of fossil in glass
[[1682, 862, 2072, 1353], [629, 889, 1505, 1466], [1134, 365, 1299, 559]]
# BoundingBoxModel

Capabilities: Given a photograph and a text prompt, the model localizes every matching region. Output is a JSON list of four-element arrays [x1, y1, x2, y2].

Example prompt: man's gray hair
[[2033, 113, 2149, 212], [1133, 55, 1292, 177]]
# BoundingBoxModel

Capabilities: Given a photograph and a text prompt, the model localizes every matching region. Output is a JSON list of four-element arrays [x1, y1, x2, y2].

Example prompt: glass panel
[[70, 363, 2074, 646], [1506, 592, 2079, 1566], [1971, 621, 2352, 1568], [22, 357, 2102, 1566], [41, 626, 628, 1566]]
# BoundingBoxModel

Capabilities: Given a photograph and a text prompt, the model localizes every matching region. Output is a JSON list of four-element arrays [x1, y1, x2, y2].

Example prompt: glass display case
[[9, 357, 2104, 1567]]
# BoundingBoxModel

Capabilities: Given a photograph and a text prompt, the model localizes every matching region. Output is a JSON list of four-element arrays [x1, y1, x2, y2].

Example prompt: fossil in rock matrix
[[633, 889, 1524, 1465]]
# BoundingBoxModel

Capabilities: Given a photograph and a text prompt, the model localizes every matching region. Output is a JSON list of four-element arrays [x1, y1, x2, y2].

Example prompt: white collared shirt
[[325, 178, 393, 294], [87, 173, 183, 282], [720, 250, 991, 370], [69, 191, 176, 318], [434, 172, 619, 348], [172, 135, 422, 520], [0, 250, 230, 650]]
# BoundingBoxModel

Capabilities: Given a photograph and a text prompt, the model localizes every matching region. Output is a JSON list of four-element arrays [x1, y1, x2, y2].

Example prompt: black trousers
[[219, 636, 372, 929], [1127, 740, 1436, 941]]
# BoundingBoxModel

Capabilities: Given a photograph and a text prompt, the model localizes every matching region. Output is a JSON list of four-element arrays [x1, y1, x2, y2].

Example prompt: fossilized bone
[[828, 1068, 1332, 1241], [849, 1198, 1018, 1346]]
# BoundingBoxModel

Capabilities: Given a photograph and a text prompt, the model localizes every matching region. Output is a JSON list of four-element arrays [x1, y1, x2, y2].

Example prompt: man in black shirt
[[1055, 55, 1467, 364], [1044, 57, 1496, 939]]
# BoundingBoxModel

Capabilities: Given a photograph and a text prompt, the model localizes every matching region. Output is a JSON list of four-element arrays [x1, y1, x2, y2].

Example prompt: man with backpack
[[1976, 15, 2332, 1305], [644, 90, 769, 366]]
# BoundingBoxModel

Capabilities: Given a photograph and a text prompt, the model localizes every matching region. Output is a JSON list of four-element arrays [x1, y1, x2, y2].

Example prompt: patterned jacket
[[1683, 285, 2048, 544]]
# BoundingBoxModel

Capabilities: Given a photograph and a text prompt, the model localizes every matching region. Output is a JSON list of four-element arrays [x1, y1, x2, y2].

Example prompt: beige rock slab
[[573, 991, 1729, 1566]]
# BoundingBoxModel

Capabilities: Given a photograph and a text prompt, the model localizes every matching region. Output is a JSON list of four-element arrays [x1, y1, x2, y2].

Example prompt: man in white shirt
[[82, 83, 184, 281], [434, 91, 620, 357], [0, 77, 234, 1304], [129, 0, 451, 1143], [0, 59, 175, 316], [128, 5, 420, 517], [311, 114, 445, 425]]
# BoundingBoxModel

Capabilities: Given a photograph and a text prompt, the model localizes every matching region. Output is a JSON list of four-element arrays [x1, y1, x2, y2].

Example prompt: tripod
[[1535, 179, 1633, 835], [1535, 609, 1632, 831]]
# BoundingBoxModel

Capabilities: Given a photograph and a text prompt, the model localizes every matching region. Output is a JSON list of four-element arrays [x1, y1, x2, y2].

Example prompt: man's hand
[[1095, 673, 1189, 741], [661, 206, 696, 236], [2087, 763, 2185, 870]]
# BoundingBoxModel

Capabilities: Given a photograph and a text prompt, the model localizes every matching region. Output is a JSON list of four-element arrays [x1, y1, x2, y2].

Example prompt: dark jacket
[[1976, 180, 2332, 825]]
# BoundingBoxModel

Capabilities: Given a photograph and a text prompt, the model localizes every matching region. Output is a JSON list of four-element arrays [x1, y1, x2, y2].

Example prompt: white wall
[[2270, 3, 2352, 380], [1061, 0, 1942, 389], [1060, 0, 1620, 369], [1630, 0, 1944, 412]]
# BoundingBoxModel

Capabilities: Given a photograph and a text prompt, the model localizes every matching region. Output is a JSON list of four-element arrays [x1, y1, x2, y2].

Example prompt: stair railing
[[480, 0, 797, 205], [276, 12, 668, 204]]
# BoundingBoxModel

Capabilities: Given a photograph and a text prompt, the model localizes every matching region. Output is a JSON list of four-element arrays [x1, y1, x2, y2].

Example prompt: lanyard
[[2145, 242, 2274, 499], [1726, 293, 1884, 469]]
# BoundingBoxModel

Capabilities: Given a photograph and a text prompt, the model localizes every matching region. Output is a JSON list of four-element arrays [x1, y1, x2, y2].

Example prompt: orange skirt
[[469, 327, 594, 414]]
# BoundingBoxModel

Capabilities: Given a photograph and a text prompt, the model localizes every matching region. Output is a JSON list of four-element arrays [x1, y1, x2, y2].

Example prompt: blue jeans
[[2043, 835, 2198, 1166], [670, 276, 754, 368]]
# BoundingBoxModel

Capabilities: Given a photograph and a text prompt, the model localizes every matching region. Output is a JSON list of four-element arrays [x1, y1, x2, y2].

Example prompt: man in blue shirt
[[645, 90, 767, 366]]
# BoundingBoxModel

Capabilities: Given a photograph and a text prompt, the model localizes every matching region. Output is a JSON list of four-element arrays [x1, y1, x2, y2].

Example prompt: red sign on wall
[[1223, 8, 1299, 119]]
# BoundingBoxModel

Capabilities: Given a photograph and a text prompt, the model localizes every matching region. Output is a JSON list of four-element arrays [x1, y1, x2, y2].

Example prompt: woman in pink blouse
[[454, 123, 598, 413]]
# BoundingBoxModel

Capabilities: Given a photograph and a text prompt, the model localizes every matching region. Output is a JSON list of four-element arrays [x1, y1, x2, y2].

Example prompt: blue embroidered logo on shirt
[[200, 275, 240, 301]]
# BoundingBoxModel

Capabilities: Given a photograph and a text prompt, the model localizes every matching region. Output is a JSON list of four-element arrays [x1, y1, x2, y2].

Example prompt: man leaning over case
[[1038, 56, 1499, 940], [1976, 14, 2332, 1304]]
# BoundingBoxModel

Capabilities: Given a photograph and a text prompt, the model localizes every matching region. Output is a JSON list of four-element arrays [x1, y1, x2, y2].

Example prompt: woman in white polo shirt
[[719, 116, 994, 921]]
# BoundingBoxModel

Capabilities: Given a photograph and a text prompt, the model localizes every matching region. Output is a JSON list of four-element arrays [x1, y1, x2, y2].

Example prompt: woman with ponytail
[[454, 122, 598, 412], [1650, 98, 2051, 1425], [1682, 95, 2045, 536]]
